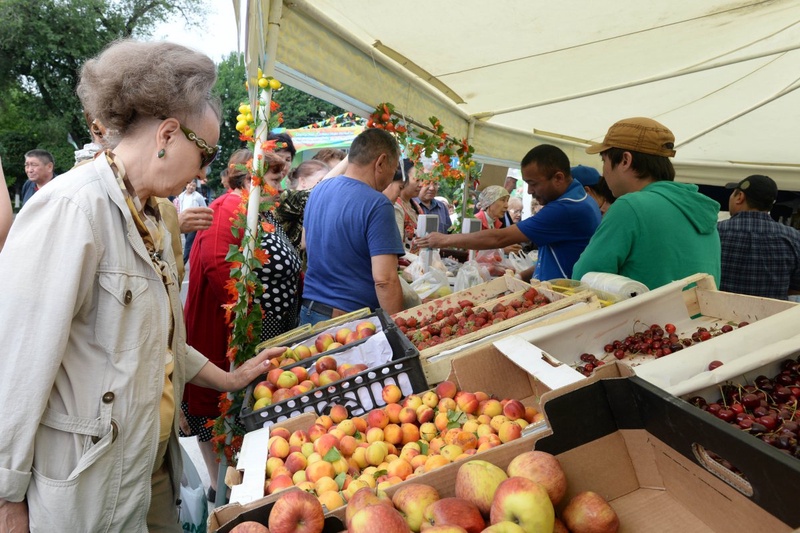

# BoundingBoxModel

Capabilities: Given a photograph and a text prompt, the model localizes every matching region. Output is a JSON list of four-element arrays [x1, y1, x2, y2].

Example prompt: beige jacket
[[0, 156, 208, 531]]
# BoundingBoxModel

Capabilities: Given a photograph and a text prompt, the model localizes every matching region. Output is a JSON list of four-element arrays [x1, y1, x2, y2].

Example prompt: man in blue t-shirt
[[416, 144, 601, 281], [300, 129, 405, 325]]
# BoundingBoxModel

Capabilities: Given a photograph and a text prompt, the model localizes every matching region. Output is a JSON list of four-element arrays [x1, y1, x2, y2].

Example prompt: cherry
[[758, 415, 779, 431], [708, 360, 723, 370], [741, 393, 760, 409], [614, 349, 625, 360], [717, 409, 736, 422], [738, 418, 754, 430], [699, 330, 712, 342], [730, 403, 744, 414], [665, 323, 676, 334], [738, 321, 749, 327], [720, 324, 734, 333]]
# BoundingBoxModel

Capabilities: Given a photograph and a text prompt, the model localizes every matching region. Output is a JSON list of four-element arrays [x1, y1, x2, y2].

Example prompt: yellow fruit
[[268, 78, 282, 90], [258, 77, 269, 89], [238, 104, 251, 114]]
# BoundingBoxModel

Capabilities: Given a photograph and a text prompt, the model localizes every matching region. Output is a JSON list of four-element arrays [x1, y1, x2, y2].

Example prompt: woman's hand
[[226, 346, 287, 392]]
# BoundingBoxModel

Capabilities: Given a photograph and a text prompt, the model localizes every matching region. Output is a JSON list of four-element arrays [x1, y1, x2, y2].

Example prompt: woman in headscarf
[[475, 185, 511, 230]]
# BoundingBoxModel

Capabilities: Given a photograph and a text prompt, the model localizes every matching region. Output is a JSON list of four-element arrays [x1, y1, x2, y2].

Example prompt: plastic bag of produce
[[454, 261, 486, 292], [410, 268, 452, 301]]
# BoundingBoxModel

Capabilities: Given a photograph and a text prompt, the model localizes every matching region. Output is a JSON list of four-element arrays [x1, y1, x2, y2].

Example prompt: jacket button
[[124, 290, 132, 304], [102, 392, 115, 403]]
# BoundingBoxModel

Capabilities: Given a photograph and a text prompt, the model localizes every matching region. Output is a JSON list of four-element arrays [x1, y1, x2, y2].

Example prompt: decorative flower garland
[[209, 69, 285, 464]]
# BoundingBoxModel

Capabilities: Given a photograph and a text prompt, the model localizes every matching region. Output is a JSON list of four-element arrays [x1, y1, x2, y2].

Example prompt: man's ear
[[732, 189, 747, 207]]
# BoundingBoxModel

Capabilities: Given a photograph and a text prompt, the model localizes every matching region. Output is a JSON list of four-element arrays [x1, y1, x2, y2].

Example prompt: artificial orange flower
[[253, 248, 269, 265], [260, 220, 275, 233], [270, 100, 280, 112], [226, 345, 239, 362]]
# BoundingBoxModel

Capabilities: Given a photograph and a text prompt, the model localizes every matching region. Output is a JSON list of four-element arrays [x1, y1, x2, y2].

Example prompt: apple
[[253, 396, 271, 411], [335, 327, 353, 344], [350, 502, 411, 533], [326, 342, 344, 351], [455, 459, 508, 516], [561, 491, 619, 533], [267, 489, 325, 533], [230, 521, 269, 533], [356, 320, 377, 337], [423, 497, 485, 533], [345, 487, 393, 529], [253, 380, 273, 400], [315, 355, 337, 373], [419, 527, 467, 533], [506, 451, 567, 505], [481, 522, 526, 533], [283, 348, 300, 362], [552, 517, 569, 533], [392, 483, 441, 532], [315, 333, 334, 353], [345, 330, 360, 344], [290, 366, 308, 382], [489, 477, 554, 533], [295, 345, 313, 360], [267, 368, 285, 386], [276, 371, 299, 389], [319, 369, 341, 386]]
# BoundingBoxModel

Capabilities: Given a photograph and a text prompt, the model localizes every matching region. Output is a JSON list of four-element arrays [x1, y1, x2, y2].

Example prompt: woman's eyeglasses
[[179, 124, 219, 169]]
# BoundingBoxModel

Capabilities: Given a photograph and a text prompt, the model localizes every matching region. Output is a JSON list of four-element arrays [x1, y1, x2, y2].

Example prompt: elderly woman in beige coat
[[0, 40, 281, 532]]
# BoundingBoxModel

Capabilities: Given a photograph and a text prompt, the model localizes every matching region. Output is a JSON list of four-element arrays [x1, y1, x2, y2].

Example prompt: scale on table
[[461, 217, 482, 261]]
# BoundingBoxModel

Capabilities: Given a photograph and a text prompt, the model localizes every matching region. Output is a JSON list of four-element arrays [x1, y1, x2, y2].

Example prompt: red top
[[183, 192, 243, 417], [475, 209, 503, 230]]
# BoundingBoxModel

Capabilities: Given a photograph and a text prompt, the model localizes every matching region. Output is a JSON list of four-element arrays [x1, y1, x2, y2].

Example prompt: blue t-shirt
[[303, 176, 404, 311], [517, 180, 601, 281]]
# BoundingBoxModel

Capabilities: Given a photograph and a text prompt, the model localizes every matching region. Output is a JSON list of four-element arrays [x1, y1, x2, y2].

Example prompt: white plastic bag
[[179, 444, 209, 533], [454, 261, 485, 292], [410, 268, 451, 301], [507, 250, 535, 273]]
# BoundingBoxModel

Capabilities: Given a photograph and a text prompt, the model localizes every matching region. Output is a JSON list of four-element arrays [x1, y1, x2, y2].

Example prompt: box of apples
[[239, 309, 429, 431]]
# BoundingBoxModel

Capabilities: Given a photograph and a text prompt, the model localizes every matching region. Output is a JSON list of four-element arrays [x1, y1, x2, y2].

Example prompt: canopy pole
[[461, 118, 476, 221]]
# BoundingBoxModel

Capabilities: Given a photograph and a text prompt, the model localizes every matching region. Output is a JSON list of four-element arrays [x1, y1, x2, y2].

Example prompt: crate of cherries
[[686, 357, 800, 459], [575, 320, 749, 376]]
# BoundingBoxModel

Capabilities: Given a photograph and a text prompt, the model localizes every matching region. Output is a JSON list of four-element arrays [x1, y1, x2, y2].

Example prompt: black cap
[[725, 175, 777, 207]]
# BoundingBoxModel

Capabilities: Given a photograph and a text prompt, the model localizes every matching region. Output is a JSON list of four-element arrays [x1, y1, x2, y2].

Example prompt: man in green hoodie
[[572, 117, 721, 289]]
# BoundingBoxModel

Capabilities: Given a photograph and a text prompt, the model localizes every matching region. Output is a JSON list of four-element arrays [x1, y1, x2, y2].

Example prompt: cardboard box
[[507, 273, 796, 370], [377, 375, 798, 531], [214, 342, 630, 519]]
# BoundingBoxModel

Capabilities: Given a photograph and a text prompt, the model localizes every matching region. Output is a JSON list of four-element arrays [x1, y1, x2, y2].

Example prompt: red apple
[[356, 320, 378, 336], [350, 502, 411, 533], [392, 483, 441, 532], [346, 487, 393, 529], [315, 333, 334, 353], [345, 330, 360, 344], [506, 450, 567, 505], [335, 327, 353, 345], [489, 477, 554, 533], [455, 459, 508, 516], [422, 497, 485, 533], [562, 491, 619, 533], [267, 489, 325, 533], [553, 517, 569, 533], [480, 523, 526, 533], [315, 355, 337, 373], [230, 521, 269, 532]]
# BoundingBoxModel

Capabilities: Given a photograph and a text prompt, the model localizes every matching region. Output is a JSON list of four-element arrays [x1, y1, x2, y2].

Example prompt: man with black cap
[[573, 117, 721, 289], [718, 175, 800, 299]]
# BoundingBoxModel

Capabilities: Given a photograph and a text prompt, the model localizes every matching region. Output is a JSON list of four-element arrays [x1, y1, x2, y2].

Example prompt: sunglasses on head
[[179, 124, 220, 169]]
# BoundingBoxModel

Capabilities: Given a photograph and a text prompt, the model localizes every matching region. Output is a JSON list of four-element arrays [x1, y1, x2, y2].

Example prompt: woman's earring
[[158, 149, 165, 159]]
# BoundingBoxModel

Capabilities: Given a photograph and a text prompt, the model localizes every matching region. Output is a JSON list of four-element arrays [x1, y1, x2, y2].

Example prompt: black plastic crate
[[240, 309, 426, 431]]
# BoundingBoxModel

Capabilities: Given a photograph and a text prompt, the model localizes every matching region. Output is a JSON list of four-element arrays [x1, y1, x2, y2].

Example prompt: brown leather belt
[[302, 298, 346, 318]]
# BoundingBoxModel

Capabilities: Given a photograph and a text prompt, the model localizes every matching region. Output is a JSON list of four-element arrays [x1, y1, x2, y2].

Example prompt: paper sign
[[229, 426, 270, 504], [493, 335, 585, 389]]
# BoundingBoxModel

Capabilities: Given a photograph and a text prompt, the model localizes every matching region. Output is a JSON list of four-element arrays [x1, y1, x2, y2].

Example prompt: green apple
[[391, 483, 441, 532], [489, 477, 554, 533], [455, 459, 508, 516]]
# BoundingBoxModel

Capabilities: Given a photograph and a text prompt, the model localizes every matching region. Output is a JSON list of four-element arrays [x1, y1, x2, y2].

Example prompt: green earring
[[157, 148, 165, 158]]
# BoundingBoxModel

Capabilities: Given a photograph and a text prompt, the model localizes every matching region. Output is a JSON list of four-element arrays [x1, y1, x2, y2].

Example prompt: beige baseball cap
[[586, 117, 676, 157]]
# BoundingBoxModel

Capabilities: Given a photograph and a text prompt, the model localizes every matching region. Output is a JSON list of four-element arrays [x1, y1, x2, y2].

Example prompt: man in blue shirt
[[416, 145, 601, 281], [22, 150, 56, 207], [300, 129, 405, 325], [416, 181, 452, 233]]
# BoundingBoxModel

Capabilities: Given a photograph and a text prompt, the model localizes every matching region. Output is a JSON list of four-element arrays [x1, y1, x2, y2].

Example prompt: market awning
[[238, 0, 800, 190]]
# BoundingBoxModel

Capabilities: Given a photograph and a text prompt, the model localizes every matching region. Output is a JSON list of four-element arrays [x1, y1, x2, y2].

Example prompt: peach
[[400, 423, 420, 445], [410, 454, 428, 470], [351, 447, 368, 470], [314, 433, 340, 457], [524, 406, 539, 423], [398, 406, 418, 424], [383, 423, 403, 445], [337, 363, 354, 376], [337, 419, 357, 437], [419, 422, 438, 442], [289, 366, 308, 382], [284, 451, 308, 474], [318, 489, 346, 511], [437, 397, 457, 413], [315, 414, 334, 430], [434, 412, 450, 433], [403, 394, 423, 410], [328, 427, 346, 441], [424, 454, 450, 472], [474, 391, 490, 403], [365, 441, 388, 466], [291, 469, 307, 485], [267, 368, 284, 386], [268, 436, 290, 459], [329, 404, 349, 423], [385, 402, 403, 424], [344, 330, 360, 344], [440, 444, 463, 462], [428, 437, 445, 456], [351, 416, 367, 433], [382, 384, 403, 405], [266, 456, 284, 477], [386, 458, 413, 480], [339, 435, 358, 457], [421, 390, 440, 408], [498, 420, 522, 443], [435, 380, 458, 399], [456, 392, 479, 414], [461, 419, 479, 434], [331, 457, 349, 475], [490, 415, 509, 432], [289, 429, 311, 446], [326, 342, 343, 351], [266, 474, 293, 495], [301, 442, 315, 458], [335, 328, 353, 345], [315, 333, 334, 354], [308, 424, 328, 442], [455, 431, 478, 451], [295, 345, 313, 360], [502, 399, 526, 421], [479, 399, 503, 418], [310, 373, 321, 387], [476, 424, 495, 438], [365, 427, 385, 444], [367, 409, 389, 429], [416, 405, 434, 424], [305, 460, 336, 483], [355, 320, 377, 336]]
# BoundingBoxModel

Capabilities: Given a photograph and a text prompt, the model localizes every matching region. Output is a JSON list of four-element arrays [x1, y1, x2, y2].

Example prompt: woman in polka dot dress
[[182, 149, 300, 499]]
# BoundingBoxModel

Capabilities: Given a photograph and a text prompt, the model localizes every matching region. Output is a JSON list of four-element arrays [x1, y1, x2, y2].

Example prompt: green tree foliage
[[272, 83, 345, 129], [0, 0, 206, 192], [211, 52, 249, 191]]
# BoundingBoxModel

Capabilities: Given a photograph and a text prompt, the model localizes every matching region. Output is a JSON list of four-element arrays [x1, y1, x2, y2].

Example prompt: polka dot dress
[[255, 211, 302, 342]]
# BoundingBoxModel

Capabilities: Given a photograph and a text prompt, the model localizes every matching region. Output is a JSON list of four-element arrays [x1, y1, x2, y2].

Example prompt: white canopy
[[244, 0, 800, 190]]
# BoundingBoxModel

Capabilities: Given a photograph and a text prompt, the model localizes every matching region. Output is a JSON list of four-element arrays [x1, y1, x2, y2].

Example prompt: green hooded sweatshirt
[[572, 181, 721, 289]]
